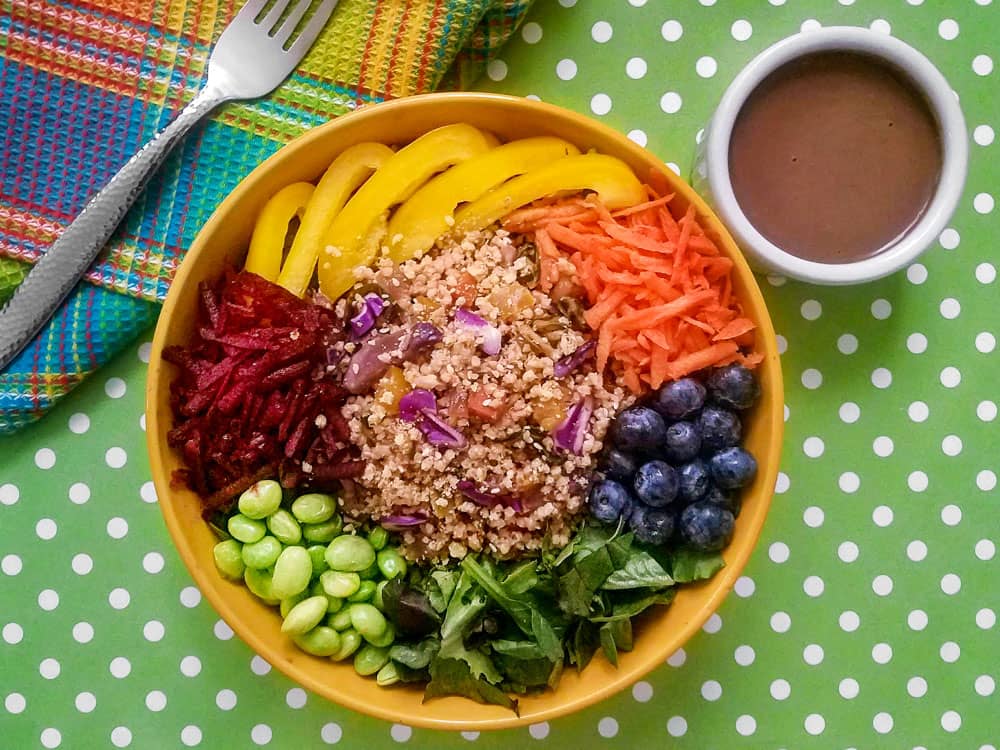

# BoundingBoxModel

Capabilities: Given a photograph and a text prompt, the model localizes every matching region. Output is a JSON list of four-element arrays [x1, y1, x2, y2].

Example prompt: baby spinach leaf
[[425, 569, 459, 613], [601, 549, 675, 590], [589, 588, 677, 623], [598, 623, 618, 667], [425, 658, 517, 713], [438, 571, 503, 684], [566, 620, 600, 672], [671, 548, 726, 583], [389, 637, 440, 670]]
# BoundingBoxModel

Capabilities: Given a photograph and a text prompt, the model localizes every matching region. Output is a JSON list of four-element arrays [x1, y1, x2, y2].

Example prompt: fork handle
[[0, 82, 230, 371]]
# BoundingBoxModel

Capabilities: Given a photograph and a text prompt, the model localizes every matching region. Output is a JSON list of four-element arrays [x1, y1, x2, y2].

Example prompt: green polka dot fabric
[[2, 0, 998, 747]]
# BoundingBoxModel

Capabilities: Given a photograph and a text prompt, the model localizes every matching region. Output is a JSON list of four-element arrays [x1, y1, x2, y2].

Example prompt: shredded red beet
[[164, 271, 364, 514]]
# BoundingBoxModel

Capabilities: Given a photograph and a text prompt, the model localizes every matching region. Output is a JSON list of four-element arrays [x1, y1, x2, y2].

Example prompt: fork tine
[[260, 0, 294, 32], [235, 0, 270, 22], [287, 0, 338, 56], [272, 0, 313, 45]]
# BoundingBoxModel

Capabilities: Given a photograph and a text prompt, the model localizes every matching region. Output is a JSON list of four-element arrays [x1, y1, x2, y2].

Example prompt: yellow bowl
[[146, 92, 784, 731]]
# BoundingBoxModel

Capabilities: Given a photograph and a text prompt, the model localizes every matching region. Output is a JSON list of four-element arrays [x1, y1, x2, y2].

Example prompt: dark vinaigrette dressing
[[728, 52, 942, 264]]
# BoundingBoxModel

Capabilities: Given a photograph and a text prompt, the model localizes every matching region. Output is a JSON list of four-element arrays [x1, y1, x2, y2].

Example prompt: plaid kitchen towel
[[0, 0, 533, 434]]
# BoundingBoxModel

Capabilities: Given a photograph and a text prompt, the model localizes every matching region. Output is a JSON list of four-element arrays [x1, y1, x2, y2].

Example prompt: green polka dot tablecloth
[[2, 0, 998, 747]]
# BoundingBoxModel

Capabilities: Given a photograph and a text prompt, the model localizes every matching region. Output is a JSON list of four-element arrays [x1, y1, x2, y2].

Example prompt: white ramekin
[[692, 26, 968, 285]]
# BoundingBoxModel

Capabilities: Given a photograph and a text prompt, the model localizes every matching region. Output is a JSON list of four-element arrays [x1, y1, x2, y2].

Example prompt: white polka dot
[[975, 539, 995, 560], [40, 728, 61, 748], [703, 613, 723, 633], [907, 540, 928, 562], [801, 368, 822, 389], [872, 642, 893, 664], [625, 57, 646, 79], [906, 332, 928, 354], [803, 643, 824, 665], [800, 299, 822, 320], [390, 724, 411, 743], [216, 689, 237, 711], [180, 655, 202, 677], [666, 648, 686, 667], [555, 59, 577, 81], [528, 722, 550, 739], [109, 588, 130, 610], [909, 609, 929, 631], [975, 675, 995, 696], [626, 129, 647, 147], [938, 18, 959, 39], [801, 19, 822, 32], [940, 297, 962, 319], [2, 554, 23, 576], [977, 608, 996, 629], [695, 56, 717, 78], [733, 645, 755, 666], [251, 655, 271, 675], [557, 0, 575, 6], [870, 298, 892, 319], [978, 400, 998, 421], [731, 19, 752, 41], [665, 162, 680, 175], [941, 504, 962, 526], [973, 54, 994, 76], [0, 483, 19, 506], [804, 714, 825, 735], [803, 436, 825, 458], [838, 541, 859, 563], [942, 710, 963, 732], [974, 124, 995, 146], [5, 693, 26, 713], [872, 436, 894, 457], [701, 680, 722, 701], [597, 716, 618, 737], [109, 657, 131, 678], [770, 679, 791, 700], [873, 712, 894, 733], [908, 401, 930, 422], [766, 273, 786, 286], [872, 574, 894, 596], [38, 588, 59, 611], [631, 681, 653, 702], [909, 471, 929, 492], [140, 481, 158, 504], [320, 722, 342, 744], [251, 724, 272, 745], [839, 472, 861, 494], [941, 435, 963, 457], [106, 517, 129, 539], [839, 678, 860, 699], [660, 19, 683, 42], [735, 714, 756, 736], [286, 688, 307, 709], [940, 228, 962, 250], [840, 610, 861, 632], [145, 690, 167, 712], [775, 472, 790, 494], [485, 59, 507, 81], [836, 334, 858, 356], [34, 448, 56, 470], [941, 574, 962, 595], [590, 93, 612, 116], [68, 482, 91, 504], [908, 676, 928, 697], [138, 413, 147, 432], [142, 620, 167, 643], [36, 518, 57, 540], [769, 542, 790, 564], [75, 691, 96, 713], [3, 622, 23, 644], [105, 447, 127, 469], [839, 402, 861, 423], [142, 552, 165, 575], [180, 586, 201, 608], [68, 412, 90, 434], [591, 20, 612, 43], [181, 725, 202, 747], [214, 620, 234, 640], [734, 576, 755, 598], [907, 263, 928, 284], [771, 611, 791, 633], [666, 716, 687, 737], [871, 367, 892, 388], [137, 341, 152, 363], [71, 553, 93, 575], [870, 18, 891, 34], [521, 21, 542, 44], [72, 621, 94, 643], [105, 377, 127, 399], [659, 92, 682, 114], [111, 727, 132, 748], [975, 332, 997, 353], [872, 505, 893, 527], [939, 641, 961, 664], [40, 658, 64, 680]]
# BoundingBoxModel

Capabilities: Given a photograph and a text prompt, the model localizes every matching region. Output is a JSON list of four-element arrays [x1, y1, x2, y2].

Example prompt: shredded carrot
[[611, 193, 675, 218]]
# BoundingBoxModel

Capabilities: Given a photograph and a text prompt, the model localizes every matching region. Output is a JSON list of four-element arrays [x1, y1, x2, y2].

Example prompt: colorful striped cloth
[[0, 0, 533, 434]]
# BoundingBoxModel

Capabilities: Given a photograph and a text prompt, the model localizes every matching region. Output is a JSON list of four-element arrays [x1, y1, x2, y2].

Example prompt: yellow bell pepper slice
[[452, 153, 647, 238], [385, 137, 581, 263], [276, 142, 394, 297], [317, 123, 495, 300], [244, 182, 314, 281]]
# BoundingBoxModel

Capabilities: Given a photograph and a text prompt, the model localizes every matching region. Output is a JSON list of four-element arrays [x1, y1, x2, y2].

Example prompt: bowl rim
[[703, 26, 969, 285], [146, 91, 784, 730]]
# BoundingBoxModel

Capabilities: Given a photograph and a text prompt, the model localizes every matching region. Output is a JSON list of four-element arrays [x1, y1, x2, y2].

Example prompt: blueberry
[[709, 447, 758, 489], [707, 364, 760, 411], [679, 501, 735, 552], [662, 421, 702, 463], [652, 378, 706, 420], [629, 504, 675, 545], [703, 484, 742, 517], [698, 407, 742, 452], [602, 449, 638, 482], [588, 480, 633, 524], [677, 459, 711, 503], [610, 406, 667, 454], [633, 461, 679, 507]]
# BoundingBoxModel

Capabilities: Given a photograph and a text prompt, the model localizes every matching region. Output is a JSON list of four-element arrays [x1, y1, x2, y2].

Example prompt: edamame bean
[[376, 661, 400, 686], [367, 526, 389, 551], [302, 516, 343, 543], [358, 559, 381, 580], [373, 580, 389, 611], [349, 603, 387, 642], [327, 606, 354, 632], [347, 580, 377, 603], [281, 596, 328, 635], [364, 620, 395, 648], [291, 493, 337, 525], [307, 545, 328, 577], [293, 625, 342, 657], [245, 567, 279, 605], [228, 513, 266, 544], [376, 548, 407, 580], [272, 546, 312, 599], [241, 535, 282, 570], [237, 480, 283, 520], [267, 509, 302, 545], [280, 590, 309, 618], [325, 535, 375, 572], [213, 539, 245, 581], [320, 570, 360, 599], [310, 581, 344, 614], [353, 644, 390, 676], [330, 628, 362, 661]]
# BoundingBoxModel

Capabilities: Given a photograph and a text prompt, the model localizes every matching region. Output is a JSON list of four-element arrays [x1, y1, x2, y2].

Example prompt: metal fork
[[0, 0, 338, 370]]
